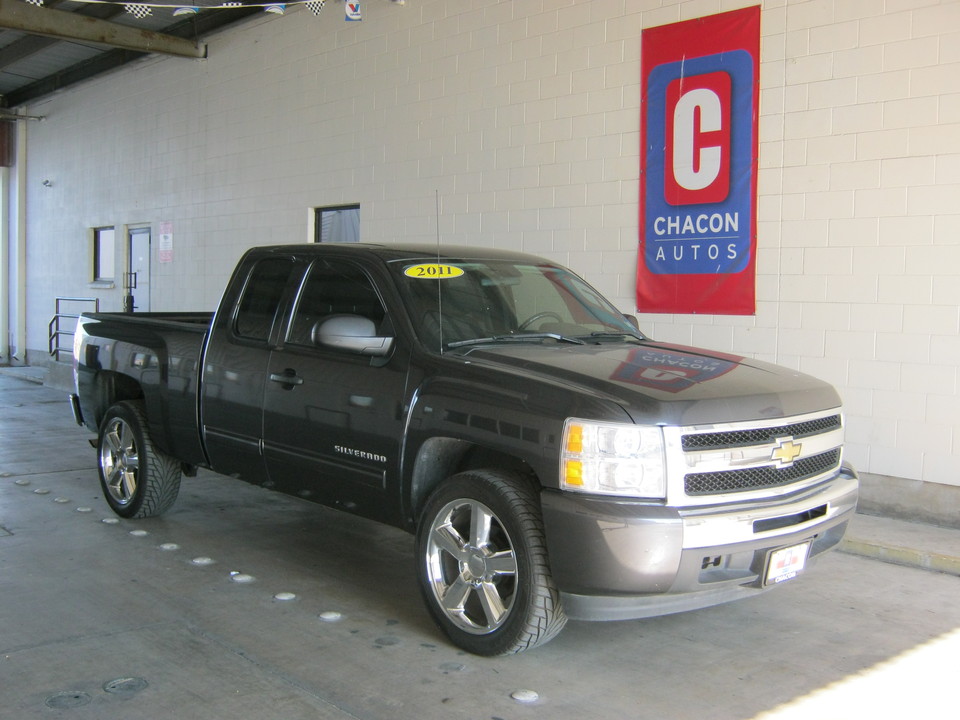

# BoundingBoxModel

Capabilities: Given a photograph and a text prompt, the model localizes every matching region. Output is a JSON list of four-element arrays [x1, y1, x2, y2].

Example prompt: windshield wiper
[[583, 331, 646, 343], [447, 333, 586, 349]]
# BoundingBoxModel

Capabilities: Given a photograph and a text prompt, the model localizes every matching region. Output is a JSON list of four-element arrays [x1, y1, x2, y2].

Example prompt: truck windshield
[[391, 258, 642, 351]]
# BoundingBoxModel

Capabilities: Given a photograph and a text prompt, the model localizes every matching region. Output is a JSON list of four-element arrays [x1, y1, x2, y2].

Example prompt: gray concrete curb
[[840, 537, 960, 577], [839, 513, 960, 578], [0, 366, 47, 384]]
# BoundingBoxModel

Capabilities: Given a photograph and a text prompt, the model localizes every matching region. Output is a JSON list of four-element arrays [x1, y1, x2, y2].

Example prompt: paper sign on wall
[[159, 221, 173, 263]]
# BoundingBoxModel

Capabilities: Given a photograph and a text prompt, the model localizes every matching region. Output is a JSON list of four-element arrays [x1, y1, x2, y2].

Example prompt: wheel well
[[91, 371, 144, 428], [408, 438, 538, 526]]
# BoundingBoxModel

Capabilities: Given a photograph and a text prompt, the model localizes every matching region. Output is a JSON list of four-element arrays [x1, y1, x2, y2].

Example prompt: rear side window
[[234, 258, 296, 341]]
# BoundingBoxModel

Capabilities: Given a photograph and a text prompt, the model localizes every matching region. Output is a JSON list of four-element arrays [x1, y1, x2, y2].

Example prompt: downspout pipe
[[0, 164, 7, 364], [14, 112, 26, 364]]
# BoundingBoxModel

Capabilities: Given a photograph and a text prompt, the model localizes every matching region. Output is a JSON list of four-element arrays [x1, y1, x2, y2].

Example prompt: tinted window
[[235, 258, 296, 341], [287, 260, 386, 347], [392, 259, 638, 350]]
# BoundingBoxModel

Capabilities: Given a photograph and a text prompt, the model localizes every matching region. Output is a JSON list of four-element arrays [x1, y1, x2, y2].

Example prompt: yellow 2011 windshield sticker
[[404, 263, 464, 279]]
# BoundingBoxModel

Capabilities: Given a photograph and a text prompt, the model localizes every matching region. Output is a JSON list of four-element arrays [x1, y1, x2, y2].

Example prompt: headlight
[[560, 418, 666, 499]]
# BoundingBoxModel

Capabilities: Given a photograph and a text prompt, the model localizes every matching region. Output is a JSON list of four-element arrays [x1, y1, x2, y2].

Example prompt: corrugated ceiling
[[0, 0, 263, 110]]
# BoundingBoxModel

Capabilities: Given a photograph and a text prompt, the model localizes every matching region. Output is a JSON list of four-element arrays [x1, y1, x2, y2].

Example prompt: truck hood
[[458, 341, 841, 426]]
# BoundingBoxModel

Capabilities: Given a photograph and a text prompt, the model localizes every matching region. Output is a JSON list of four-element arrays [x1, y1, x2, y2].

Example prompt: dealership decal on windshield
[[637, 6, 760, 315]]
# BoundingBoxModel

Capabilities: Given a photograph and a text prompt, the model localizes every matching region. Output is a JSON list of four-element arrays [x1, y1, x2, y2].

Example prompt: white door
[[128, 227, 151, 312]]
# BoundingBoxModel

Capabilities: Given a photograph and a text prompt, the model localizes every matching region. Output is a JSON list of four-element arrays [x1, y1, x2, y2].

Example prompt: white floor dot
[[511, 689, 540, 704]]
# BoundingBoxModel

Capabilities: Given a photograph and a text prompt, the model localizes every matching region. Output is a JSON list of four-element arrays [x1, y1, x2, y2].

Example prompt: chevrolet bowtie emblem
[[771, 438, 802, 467]]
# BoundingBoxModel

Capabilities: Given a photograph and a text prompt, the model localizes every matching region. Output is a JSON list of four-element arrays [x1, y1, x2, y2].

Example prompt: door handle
[[269, 369, 304, 387]]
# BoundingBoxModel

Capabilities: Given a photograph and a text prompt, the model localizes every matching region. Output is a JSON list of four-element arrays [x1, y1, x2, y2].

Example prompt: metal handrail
[[48, 297, 99, 362]]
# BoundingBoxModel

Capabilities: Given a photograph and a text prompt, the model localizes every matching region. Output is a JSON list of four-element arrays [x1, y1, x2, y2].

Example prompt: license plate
[[765, 542, 811, 585]]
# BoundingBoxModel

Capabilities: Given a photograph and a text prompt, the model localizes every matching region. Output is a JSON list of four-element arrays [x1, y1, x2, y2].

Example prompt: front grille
[[681, 414, 841, 452], [684, 449, 842, 496]]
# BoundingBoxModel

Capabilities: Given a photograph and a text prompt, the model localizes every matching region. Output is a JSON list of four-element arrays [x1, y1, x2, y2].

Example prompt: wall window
[[93, 226, 116, 282], [314, 204, 360, 243]]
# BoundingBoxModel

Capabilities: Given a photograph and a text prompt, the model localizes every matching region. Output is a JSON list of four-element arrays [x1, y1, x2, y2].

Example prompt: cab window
[[234, 258, 298, 342], [287, 260, 386, 347]]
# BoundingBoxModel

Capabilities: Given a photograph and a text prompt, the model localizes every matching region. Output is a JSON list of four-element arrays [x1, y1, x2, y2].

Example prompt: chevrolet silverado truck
[[70, 243, 858, 655]]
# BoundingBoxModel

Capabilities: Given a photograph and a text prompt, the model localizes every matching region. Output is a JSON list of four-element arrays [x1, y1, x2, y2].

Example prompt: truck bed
[[74, 311, 213, 467]]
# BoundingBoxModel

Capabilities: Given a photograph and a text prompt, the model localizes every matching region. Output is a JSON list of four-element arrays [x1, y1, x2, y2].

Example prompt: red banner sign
[[637, 6, 760, 315]]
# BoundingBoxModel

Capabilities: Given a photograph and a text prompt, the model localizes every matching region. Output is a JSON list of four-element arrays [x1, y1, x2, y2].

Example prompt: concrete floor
[[2, 372, 959, 719]]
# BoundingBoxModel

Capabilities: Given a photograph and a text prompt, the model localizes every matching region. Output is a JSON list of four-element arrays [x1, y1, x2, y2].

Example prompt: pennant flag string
[[19, 0, 353, 16], [124, 3, 152, 18]]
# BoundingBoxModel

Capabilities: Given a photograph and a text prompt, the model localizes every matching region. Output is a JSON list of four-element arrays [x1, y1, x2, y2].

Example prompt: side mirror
[[313, 315, 394, 357], [623, 314, 641, 331]]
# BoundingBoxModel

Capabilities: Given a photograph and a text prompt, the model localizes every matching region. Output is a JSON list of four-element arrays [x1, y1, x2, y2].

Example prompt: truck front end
[[543, 407, 858, 620], [384, 243, 858, 652]]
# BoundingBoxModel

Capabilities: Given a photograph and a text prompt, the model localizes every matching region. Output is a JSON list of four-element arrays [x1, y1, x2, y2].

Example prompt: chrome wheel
[[96, 401, 181, 518], [99, 416, 140, 507], [416, 470, 567, 655], [423, 497, 519, 635]]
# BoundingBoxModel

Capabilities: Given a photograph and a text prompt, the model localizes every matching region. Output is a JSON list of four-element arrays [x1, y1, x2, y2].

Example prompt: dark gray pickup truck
[[71, 243, 858, 655]]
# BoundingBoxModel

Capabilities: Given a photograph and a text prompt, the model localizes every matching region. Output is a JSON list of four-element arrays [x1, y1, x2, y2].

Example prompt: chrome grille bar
[[685, 449, 841, 495], [662, 408, 845, 507], [681, 414, 842, 451]]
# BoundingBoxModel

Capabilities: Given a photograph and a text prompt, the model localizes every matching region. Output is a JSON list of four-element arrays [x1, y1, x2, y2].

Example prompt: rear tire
[[97, 400, 181, 518], [415, 470, 567, 655]]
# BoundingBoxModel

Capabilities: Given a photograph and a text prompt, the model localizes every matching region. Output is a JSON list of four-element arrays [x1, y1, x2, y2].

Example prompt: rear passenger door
[[201, 255, 306, 485], [261, 258, 410, 524]]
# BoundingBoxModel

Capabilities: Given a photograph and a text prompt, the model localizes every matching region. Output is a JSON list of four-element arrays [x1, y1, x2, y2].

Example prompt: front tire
[[415, 470, 567, 655], [97, 400, 181, 518]]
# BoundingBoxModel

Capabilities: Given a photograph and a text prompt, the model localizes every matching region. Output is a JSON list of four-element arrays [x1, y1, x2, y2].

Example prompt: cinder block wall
[[19, 0, 960, 499]]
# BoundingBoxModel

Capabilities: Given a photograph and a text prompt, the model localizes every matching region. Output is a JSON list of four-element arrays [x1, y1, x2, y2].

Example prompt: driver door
[[261, 258, 409, 525]]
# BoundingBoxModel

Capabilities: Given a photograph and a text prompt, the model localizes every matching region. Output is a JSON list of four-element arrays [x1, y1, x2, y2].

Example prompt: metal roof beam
[[0, 1, 126, 71], [0, 0, 206, 59]]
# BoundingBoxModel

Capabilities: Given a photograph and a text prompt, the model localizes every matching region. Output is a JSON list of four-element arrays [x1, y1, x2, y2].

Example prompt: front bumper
[[541, 464, 859, 621]]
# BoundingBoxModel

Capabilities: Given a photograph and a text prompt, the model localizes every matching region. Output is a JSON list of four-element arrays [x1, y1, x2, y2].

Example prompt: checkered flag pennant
[[304, 0, 325, 15], [24, 0, 44, 6], [124, 3, 152, 18]]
